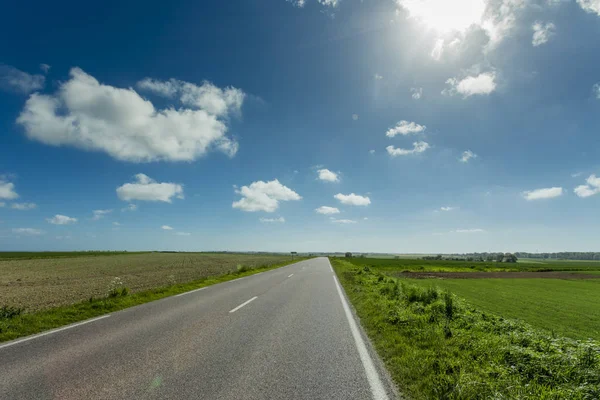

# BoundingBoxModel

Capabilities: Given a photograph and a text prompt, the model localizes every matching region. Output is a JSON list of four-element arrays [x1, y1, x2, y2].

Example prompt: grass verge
[[332, 258, 600, 399], [0, 258, 306, 343]]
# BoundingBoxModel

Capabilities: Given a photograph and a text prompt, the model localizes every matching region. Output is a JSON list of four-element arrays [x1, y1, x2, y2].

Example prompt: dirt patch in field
[[396, 271, 600, 279]]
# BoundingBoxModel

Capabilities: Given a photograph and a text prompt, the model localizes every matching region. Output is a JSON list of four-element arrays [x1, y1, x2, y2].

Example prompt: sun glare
[[398, 0, 485, 33]]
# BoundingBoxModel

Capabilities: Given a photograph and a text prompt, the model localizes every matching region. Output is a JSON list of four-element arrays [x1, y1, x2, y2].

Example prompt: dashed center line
[[229, 296, 258, 313], [288, 274, 294, 278]]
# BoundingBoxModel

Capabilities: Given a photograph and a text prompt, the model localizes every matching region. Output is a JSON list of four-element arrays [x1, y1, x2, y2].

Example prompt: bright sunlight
[[397, 0, 485, 33]]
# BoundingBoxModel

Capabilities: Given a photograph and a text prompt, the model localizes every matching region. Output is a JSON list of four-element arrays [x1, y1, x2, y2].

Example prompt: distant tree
[[504, 253, 518, 263], [496, 253, 504, 263], [345, 252, 353, 258], [291, 251, 297, 259]]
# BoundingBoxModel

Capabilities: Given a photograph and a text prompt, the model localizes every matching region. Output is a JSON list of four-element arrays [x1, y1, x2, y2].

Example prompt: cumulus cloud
[[288, 0, 339, 6], [331, 218, 357, 224], [460, 150, 478, 163], [117, 174, 184, 203], [411, 87, 423, 99], [574, 174, 600, 198], [369, 149, 376, 154], [316, 206, 340, 214], [39, 64, 51, 73], [113, 222, 121, 226], [593, 83, 600, 99], [13, 228, 43, 236], [374, 73, 383, 80], [386, 141, 430, 156], [431, 38, 445, 60], [260, 217, 286, 223], [440, 206, 456, 211], [11, 202, 37, 210], [161, 225, 174, 230], [47, 214, 77, 225], [317, 168, 339, 182], [121, 203, 137, 212], [233, 179, 301, 212], [0, 180, 19, 200], [175, 231, 191, 236], [532, 21, 556, 47], [577, 0, 600, 16], [443, 72, 496, 97], [17, 68, 242, 162], [522, 187, 564, 200], [0, 65, 45, 94], [386, 120, 426, 137], [334, 193, 371, 206], [92, 209, 112, 220], [352, 114, 359, 121]]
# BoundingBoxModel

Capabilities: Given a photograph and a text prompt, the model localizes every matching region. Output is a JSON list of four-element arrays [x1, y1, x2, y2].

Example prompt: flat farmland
[[0, 253, 294, 311]]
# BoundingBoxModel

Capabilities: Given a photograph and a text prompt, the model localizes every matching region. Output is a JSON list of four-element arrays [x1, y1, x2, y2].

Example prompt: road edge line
[[333, 274, 390, 400], [0, 315, 111, 350]]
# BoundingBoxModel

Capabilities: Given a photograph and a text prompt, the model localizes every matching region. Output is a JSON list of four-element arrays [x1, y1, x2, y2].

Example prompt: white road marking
[[288, 274, 294, 278], [175, 287, 206, 297], [0, 315, 111, 350], [330, 265, 334, 273], [333, 274, 390, 400], [229, 296, 258, 313]]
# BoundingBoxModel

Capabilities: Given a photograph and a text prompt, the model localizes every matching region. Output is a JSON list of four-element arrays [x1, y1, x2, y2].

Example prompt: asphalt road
[[0, 257, 396, 399]]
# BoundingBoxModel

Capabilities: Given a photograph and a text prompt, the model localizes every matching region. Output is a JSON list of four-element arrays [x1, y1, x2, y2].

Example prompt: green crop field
[[0, 252, 296, 311], [408, 278, 600, 340]]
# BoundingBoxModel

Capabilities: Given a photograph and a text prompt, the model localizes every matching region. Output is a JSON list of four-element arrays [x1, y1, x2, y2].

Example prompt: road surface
[[0, 257, 396, 399]]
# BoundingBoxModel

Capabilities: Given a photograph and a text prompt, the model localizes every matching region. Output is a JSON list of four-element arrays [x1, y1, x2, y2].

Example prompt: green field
[[332, 258, 600, 399], [339, 256, 600, 272], [408, 278, 600, 340]]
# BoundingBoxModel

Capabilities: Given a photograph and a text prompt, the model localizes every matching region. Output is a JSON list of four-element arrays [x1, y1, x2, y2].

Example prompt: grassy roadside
[[0, 258, 307, 343], [331, 258, 600, 399]]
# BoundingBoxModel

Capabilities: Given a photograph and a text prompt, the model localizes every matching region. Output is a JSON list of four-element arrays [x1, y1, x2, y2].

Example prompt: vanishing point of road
[[0, 257, 396, 399]]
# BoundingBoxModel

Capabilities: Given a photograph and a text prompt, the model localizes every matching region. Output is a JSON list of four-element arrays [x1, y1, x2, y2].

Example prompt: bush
[[0, 305, 22, 319], [236, 264, 251, 273]]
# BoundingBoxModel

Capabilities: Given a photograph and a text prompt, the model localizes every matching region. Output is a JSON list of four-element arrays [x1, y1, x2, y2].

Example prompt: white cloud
[[522, 187, 564, 200], [452, 228, 485, 233], [92, 209, 112, 220], [233, 179, 301, 212], [161, 225, 174, 230], [138, 78, 245, 118], [315, 206, 340, 214], [175, 231, 191, 236], [11, 202, 37, 210], [440, 206, 456, 211], [0, 65, 45, 94], [319, 0, 339, 6], [577, 0, 600, 16], [117, 174, 184, 203], [317, 168, 339, 182], [0, 180, 18, 200], [443, 72, 496, 97], [386, 120, 426, 137], [17, 68, 241, 162], [47, 214, 77, 225], [532, 21, 556, 47], [121, 203, 137, 212], [369, 149, 376, 154], [113, 222, 122, 226], [13, 228, 44, 236], [331, 218, 357, 224], [410, 87, 423, 99], [374, 73, 383, 80], [593, 83, 600, 99], [260, 217, 286, 223], [571, 172, 583, 178], [334, 193, 371, 206], [460, 150, 478, 163], [386, 141, 430, 156], [574, 174, 600, 198], [363, 217, 368, 220], [431, 38, 445, 60], [39, 64, 51, 73], [352, 114, 359, 121]]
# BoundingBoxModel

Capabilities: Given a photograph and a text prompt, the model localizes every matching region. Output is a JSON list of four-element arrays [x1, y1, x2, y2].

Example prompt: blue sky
[[1, 0, 600, 253]]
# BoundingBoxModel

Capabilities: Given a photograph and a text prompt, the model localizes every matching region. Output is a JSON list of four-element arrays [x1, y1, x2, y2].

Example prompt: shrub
[[107, 277, 128, 298], [0, 305, 22, 319], [237, 264, 251, 273]]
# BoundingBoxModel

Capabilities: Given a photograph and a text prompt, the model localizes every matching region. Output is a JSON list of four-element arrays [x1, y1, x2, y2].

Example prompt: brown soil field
[[396, 271, 600, 279], [0, 253, 293, 311]]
